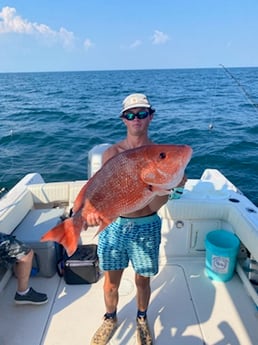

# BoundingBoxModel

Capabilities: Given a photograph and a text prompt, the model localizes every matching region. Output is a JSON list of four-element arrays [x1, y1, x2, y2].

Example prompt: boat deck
[[0, 228, 257, 345]]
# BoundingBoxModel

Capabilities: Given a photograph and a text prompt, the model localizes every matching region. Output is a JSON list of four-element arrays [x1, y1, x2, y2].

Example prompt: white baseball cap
[[121, 93, 152, 114]]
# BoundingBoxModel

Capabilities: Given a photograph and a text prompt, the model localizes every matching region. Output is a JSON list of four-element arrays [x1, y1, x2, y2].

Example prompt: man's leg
[[103, 269, 123, 313], [135, 274, 151, 313], [90, 270, 123, 345], [14, 249, 33, 292], [135, 274, 153, 345], [14, 249, 48, 305]]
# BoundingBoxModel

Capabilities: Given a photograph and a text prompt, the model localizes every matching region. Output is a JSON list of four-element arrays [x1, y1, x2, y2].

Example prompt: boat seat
[[0, 188, 34, 236], [0, 180, 66, 290], [12, 207, 65, 277]]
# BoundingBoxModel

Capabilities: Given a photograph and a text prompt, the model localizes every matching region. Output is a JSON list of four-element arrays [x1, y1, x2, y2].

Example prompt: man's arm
[[102, 145, 120, 164]]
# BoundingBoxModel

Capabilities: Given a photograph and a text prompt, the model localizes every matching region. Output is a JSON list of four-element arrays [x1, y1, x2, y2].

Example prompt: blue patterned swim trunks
[[98, 213, 161, 277]]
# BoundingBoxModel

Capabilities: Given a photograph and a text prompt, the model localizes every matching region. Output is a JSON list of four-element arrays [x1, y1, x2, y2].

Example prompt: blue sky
[[0, 0, 257, 72]]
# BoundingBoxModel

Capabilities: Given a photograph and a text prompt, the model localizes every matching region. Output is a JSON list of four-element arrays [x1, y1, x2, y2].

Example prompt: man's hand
[[177, 174, 187, 187], [85, 213, 102, 227], [169, 174, 187, 200]]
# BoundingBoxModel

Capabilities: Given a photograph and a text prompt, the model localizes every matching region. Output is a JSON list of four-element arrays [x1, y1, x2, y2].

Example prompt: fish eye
[[159, 152, 166, 159]]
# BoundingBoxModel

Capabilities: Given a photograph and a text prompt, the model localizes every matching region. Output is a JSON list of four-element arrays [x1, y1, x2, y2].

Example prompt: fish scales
[[84, 150, 151, 217], [41, 144, 192, 256]]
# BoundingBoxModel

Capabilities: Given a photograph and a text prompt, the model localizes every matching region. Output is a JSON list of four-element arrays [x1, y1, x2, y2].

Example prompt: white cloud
[[84, 38, 94, 50], [120, 39, 142, 50], [151, 30, 169, 45], [129, 40, 142, 49], [0, 6, 75, 47]]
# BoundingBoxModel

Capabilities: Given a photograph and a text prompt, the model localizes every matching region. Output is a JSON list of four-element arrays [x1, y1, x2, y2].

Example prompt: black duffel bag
[[58, 244, 99, 285]]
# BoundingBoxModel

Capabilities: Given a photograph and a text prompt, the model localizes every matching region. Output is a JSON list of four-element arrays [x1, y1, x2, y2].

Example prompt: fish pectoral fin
[[41, 217, 84, 257]]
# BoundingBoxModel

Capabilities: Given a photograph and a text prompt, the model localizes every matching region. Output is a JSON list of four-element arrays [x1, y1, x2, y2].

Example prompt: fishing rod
[[219, 64, 258, 113]]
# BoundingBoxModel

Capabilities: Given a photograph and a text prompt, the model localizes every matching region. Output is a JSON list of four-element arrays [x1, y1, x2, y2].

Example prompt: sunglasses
[[122, 110, 150, 121]]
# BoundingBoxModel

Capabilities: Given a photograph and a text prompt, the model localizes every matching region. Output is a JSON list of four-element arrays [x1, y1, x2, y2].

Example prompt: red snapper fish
[[41, 144, 192, 256]]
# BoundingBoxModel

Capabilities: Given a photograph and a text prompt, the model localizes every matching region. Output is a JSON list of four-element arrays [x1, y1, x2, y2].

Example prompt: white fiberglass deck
[[0, 229, 257, 345]]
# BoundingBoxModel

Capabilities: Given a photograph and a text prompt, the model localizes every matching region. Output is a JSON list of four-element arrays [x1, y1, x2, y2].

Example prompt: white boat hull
[[0, 168, 258, 344]]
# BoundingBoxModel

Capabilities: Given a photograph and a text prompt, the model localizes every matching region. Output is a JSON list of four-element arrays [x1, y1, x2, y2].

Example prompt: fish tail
[[41, 217, 85, 257]]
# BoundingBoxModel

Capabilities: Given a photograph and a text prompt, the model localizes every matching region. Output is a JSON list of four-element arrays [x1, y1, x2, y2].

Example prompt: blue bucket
[[205, 230, 240, 282]]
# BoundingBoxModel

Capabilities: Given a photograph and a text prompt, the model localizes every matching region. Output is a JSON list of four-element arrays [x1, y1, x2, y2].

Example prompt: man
[[89, 93, 185, 345], [0, 232, 48, 305]]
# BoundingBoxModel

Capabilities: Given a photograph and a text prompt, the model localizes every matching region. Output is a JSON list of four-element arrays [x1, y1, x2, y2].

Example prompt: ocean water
[[0, 68, 258, 206]]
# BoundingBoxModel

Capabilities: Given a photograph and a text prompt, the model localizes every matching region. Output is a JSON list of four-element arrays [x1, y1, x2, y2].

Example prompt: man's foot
[[14, 287, 48, 305], [136, 317, 153, 345], [90, 315, 117, 345]]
